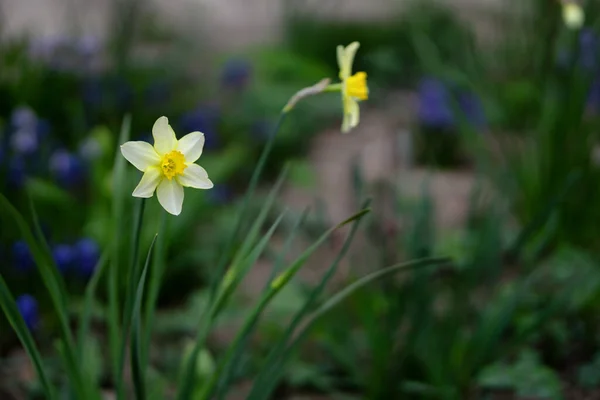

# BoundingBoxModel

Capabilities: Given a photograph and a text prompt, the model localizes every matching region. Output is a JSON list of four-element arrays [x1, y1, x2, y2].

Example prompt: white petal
[[341, 42, 360, 79], [341, 97, 360, 134], [178, 163, 213, 189], [156, 178, 184, 216], [132, 167, 162, 198], [337, 45, 345, 79], [177, 132, 205, 163], [120, 141, 160, 171], [152, 116, 178, 155]]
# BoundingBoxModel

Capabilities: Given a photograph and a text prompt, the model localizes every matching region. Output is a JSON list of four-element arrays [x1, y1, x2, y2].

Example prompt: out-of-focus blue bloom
[[10, 107, 37, 131], [74, 238, 100, 278], [418, 78, 486, 130], [11, 129, 38, 155], [588, 78, 600, 111], [579, 29, 597, 70], [28, 36, 64, 63], [12, 241, 34, 272], [8, 157, 26, 188], [179, 106, 220, 150], [8, 107, 49, 153], [49, 149, 84, 187], [418, 79, 454, 129], [16, 294, 39, 331], [221, 58, 252, 89], [52, 244, 75, 274], [208, 184, 233, 204], [76, 35, 100, 58]]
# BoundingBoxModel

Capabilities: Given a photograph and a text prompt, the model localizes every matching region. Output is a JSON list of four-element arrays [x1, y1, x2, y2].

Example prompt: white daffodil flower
[[562, 2, 584, 29], [336, 42, 369, 133], [120, 116, 213, 216]]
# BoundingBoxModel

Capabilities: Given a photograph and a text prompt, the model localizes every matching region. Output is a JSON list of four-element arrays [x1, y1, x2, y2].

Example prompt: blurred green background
[[2, 0, 600, 398]]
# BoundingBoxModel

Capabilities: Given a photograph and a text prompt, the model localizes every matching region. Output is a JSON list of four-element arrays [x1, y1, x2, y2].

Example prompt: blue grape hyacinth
[[418, 78, 485, 131], [16, 294, 39, 331], [221, 58, 252, 90], [179, 106, 220, 150], [12, 241, 34, 272], [52, 244, 75, 274], [49, 149, 84, 187], [74, 238, 100, 278]]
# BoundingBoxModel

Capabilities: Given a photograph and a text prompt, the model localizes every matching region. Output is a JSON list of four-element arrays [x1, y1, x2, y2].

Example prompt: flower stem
[[116, 198, 146, 400], [142, 210, 168, 367], [177, 109, 290, 400]]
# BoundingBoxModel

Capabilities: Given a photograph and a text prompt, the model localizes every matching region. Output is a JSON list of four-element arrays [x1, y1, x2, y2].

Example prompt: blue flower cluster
[[16, 294, 39, 331], [1, 107, 90, 189], [11, 238, 100, 278], [28, 35, 100, 72], [417, 78, 486, 131]]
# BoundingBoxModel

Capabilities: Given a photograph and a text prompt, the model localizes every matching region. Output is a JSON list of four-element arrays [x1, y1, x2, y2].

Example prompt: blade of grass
[[142, 211, 168, 367], [208, 112, 288, 303], [213, 208, 311, 399], [0, 274, 56, 399], [116, 197, 146, 399], [0, 193, 86, 398], [130, 234, 158, 400], [250, 255, 449, 399], [247, 199, 372, 400], [306, 258, 449, 330], [110, 114, 131, 398], [177, 211, 286, 400], [205, 208, 371, 400], [78, 248, 110, 352]]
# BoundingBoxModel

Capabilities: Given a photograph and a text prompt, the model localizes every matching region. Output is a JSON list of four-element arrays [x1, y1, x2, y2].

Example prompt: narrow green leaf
[[177, 212, 285, 400], [253, 257, 449, 400], [117, 197, 146, 398], [208, 112, 288, 302], [206, 208, 371, 400], [143, 211, 168, 367], [0, 274, 56, 399], [131, 234, 158, 400], [0, 193, 86, 398], [110, 114, 131, 400], [78, 249, 110, 354], [247, 200, 371, 400], [308, 257, 448, 324]]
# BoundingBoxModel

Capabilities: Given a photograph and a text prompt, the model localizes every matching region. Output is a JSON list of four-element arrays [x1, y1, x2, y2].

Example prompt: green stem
[[116, 198, 147, 400], [142, 210, 168, 367], [177, 110, 289, 400], [208, 111, 288, 302]]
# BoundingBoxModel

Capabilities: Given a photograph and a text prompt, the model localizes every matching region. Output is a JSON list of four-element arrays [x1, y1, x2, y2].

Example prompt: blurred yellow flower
[[120, 116, 213, 216], [336, 42, 369, 133], [562, 1, 584, 29]]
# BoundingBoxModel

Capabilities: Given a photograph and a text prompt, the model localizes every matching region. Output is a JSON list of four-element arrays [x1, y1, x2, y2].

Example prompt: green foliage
[[478, 349, 563, 400]]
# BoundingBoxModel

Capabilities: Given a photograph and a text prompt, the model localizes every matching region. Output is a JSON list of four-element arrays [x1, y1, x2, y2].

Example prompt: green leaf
[[110, 115, 131, 399], [248, 200, 372, 400], [0, 274, 56, 399], [130, 234, 158, 400], [205, 208, 371, 399], [0, 193, 86, 398]]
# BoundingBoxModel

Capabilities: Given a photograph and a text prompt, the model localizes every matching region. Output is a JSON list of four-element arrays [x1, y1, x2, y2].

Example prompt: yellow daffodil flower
[[120, 116, 213, 216], [562, 1, 584, 29], [336, 41, 369, 133]]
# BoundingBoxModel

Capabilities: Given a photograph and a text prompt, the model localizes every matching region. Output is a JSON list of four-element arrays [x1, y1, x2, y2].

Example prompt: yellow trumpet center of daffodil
[[161, 150, 187, 180], [345, 72, 369, 101]]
